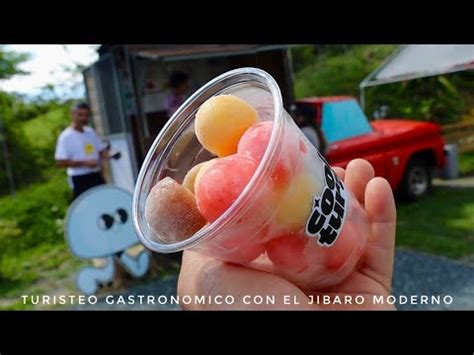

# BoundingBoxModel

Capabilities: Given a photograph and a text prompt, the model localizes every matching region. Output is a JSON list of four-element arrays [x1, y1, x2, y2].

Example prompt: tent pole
[[360, 86, 366, 111], [359, 45, 406, 91]]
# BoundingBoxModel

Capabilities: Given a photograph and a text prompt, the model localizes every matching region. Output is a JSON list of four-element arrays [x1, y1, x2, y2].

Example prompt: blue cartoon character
[[65, 185, 150, 295]]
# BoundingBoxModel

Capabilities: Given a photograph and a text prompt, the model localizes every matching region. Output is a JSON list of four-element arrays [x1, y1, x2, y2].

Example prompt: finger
[[360, 177, 397, 292], [332, 166, 345, 181], [344, 159, 375, 206], [178, 250, 316, 310]]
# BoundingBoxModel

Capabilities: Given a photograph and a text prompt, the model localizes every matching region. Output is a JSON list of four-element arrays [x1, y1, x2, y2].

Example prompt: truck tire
[[398, 158, 432, 200]]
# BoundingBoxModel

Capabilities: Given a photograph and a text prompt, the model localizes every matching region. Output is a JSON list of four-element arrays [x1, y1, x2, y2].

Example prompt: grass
[[459, 151, 474, 176], [396, 186, 474, 259], [0, 172, 85, 309], [0, 244, 86, 310]]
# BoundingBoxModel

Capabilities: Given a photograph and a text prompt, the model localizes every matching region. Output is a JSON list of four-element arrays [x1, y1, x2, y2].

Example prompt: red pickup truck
[[295, 96, 446, 200]]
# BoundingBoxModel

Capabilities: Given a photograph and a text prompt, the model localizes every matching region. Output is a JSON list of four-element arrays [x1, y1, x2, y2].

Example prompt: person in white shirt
[[55, 102, 116, 199]]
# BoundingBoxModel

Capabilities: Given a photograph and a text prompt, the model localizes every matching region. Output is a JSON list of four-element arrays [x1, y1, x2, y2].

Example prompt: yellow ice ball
[[182, 159, 216, 194], [182, 162, 206, 194], [276, 173, 322, 231], [193, 158, 218, 193], [195, 94, 258, 157]]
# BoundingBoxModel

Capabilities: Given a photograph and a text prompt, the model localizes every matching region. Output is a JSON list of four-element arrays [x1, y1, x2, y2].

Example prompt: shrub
[[0, 173, 71, 256]]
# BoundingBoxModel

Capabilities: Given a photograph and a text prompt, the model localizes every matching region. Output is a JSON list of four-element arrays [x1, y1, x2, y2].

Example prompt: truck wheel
[[399, 158, 432, 200]]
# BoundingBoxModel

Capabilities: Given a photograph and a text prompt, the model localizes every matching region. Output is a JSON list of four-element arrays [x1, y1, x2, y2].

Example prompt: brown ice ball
[[145, 177, 207, 244]]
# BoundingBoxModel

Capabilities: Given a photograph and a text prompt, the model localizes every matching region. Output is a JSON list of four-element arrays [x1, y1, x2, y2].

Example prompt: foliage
[[365, 74, 466, 124], [0, 93, 42, 194], [0, 46, 29, 80], [21, 104, 71, 172], [293, 45, 396, 98], [459, 152, 474, 176]]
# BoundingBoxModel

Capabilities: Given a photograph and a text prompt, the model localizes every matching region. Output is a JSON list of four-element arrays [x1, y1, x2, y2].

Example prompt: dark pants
[[71, 172, 105, 200]]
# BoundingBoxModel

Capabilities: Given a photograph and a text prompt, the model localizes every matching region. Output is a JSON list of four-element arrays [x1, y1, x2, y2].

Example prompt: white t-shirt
[[55, 126, 106, 177]]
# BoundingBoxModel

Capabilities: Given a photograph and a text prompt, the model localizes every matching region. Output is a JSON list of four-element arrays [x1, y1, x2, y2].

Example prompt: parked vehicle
[[295, 96, 446, 199]]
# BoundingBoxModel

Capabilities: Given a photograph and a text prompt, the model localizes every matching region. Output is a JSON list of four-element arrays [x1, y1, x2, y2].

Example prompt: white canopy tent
[[360, 45, 474, 109]]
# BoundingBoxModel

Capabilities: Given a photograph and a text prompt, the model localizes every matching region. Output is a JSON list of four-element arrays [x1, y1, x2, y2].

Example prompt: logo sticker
[[305, 151, 348, 247], [84, 143, 95, 155]]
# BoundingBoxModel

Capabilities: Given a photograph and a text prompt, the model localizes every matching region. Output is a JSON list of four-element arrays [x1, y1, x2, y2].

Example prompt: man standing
[[55, 102, 114, 199]]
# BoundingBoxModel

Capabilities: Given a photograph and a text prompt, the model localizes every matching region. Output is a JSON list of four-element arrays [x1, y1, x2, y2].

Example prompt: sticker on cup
[[305, 151, 348, 247]]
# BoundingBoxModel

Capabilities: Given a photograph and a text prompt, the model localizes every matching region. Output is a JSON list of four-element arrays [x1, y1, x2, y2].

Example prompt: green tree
[[0, 47, 32, 196], [0, 46, 29, 80], [0, 46, 30, 280], [293, 45, 397, 99]]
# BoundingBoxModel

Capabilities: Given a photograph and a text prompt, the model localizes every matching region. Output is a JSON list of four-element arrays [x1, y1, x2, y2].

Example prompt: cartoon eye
[[98, 214, 114, 230], [115, 208, 128, 224]]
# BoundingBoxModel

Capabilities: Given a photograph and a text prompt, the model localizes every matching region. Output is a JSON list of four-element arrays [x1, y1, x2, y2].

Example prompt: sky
[[1, 45, 100, 99]]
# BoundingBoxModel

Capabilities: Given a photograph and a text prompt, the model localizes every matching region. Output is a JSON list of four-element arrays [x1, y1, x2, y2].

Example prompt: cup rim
[[133, 67, 284, 253]]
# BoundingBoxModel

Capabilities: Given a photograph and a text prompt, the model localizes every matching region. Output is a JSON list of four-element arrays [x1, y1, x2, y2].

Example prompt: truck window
[[321, 100, 373, 143]]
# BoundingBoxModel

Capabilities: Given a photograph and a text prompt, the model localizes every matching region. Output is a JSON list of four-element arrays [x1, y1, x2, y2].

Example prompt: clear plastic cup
[[133, 67, 369, 292]]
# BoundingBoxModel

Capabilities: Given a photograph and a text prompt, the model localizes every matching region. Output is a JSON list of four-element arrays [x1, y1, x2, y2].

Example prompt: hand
[[110, 151, 121, 160], [83, 159, 100, 168], [99, 150, 121, 160], [177, 159, 397, 310]]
